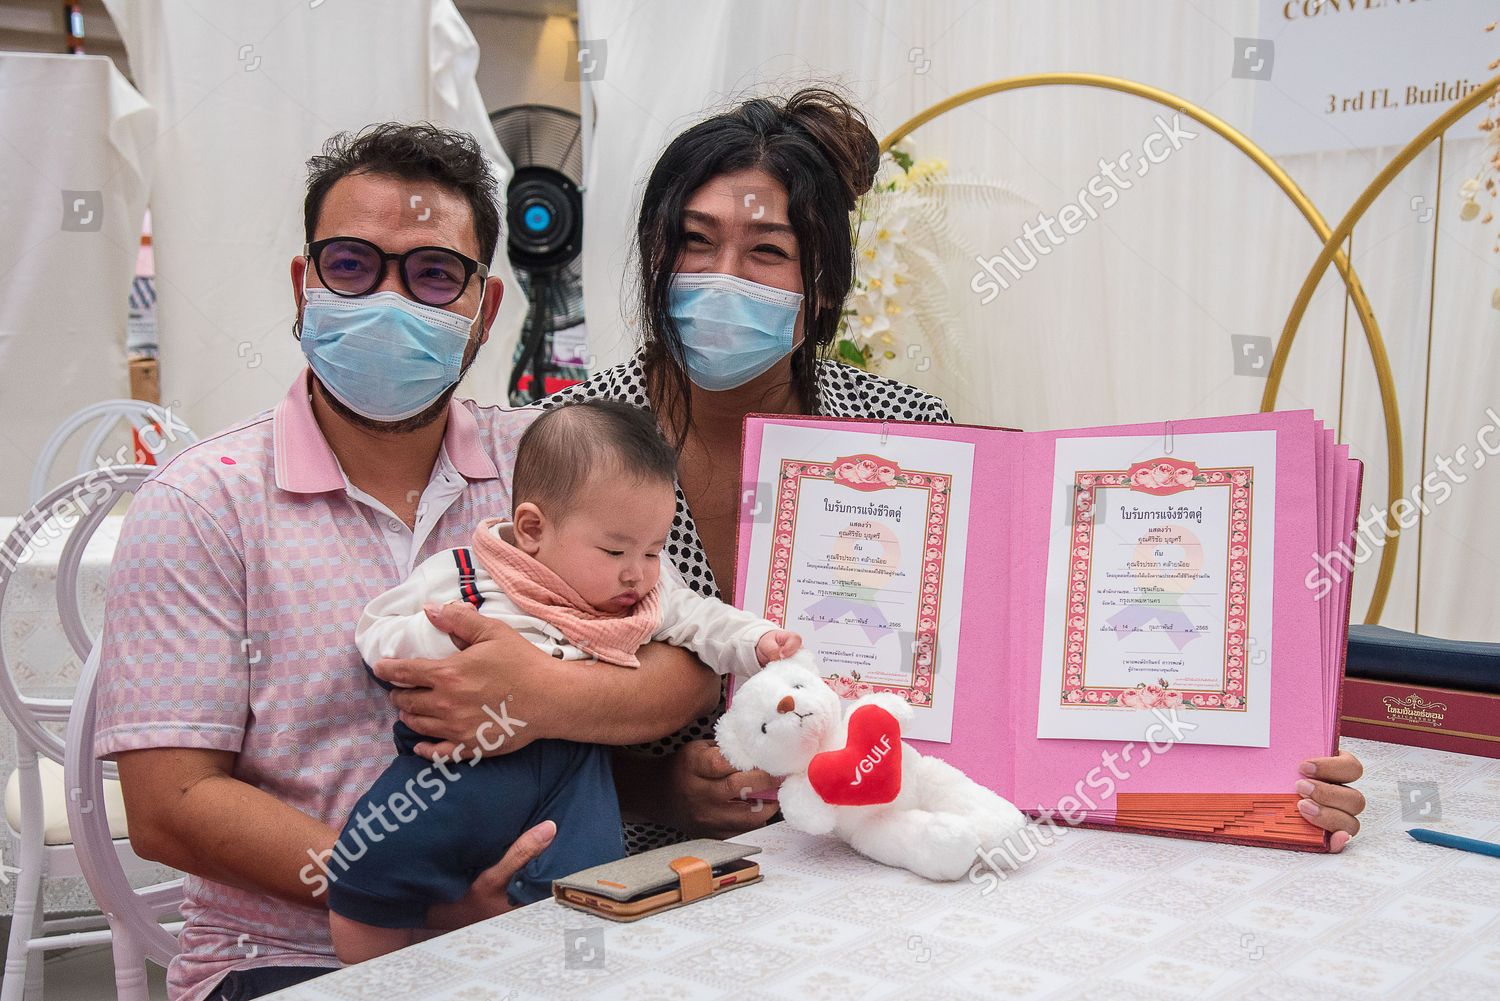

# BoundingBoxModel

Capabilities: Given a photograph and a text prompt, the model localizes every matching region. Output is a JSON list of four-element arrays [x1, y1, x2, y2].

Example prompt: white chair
[[27, 399, 197, 507], [66, 645, 184, 1001], [0, 467, 180, 1001]]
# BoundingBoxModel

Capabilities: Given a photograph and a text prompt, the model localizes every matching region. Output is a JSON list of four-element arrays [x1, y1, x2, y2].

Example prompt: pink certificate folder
[[735, 410, 1362, 852]]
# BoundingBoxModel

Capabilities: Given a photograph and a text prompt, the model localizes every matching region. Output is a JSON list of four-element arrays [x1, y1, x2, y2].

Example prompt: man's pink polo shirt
[[94, 371, 538, 1001]]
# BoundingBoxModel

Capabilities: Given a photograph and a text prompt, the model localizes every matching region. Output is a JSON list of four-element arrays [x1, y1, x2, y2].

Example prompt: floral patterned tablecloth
[[267, 736, 1500, 1001]]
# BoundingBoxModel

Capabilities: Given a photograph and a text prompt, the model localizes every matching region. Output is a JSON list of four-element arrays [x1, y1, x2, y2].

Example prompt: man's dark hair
[[304, 122, 501, 265], [513, 400, 678, 516]]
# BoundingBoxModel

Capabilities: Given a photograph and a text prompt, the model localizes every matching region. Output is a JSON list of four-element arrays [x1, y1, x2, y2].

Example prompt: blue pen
[[1407, 828, 1500, 859]]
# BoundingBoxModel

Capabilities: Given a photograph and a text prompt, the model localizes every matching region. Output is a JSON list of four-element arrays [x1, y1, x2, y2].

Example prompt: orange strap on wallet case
[[668, 855, 714, 902]]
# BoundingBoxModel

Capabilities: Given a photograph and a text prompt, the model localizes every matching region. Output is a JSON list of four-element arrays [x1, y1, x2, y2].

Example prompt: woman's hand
[[424, 820, 556, 931], [1296, 750, 1365, 852], [662, 740, 778, 840], [370, 602, 549, 761]]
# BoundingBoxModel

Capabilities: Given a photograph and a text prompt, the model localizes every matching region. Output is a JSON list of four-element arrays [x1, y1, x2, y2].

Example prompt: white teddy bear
[[715, 653, 1030, 881]]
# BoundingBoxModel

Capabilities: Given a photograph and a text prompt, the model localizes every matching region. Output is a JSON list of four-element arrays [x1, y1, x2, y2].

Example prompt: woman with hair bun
[[546, 87, 1366, 856]]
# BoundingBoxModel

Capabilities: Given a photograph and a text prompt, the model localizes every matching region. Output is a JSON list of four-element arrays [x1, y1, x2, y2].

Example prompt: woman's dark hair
[[304, 122, 502, 266], [636, 87, 879, 444]]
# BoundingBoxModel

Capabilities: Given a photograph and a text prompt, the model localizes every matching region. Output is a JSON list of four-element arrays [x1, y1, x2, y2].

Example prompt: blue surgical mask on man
[[667, 272, 804, 391], [297, 283, 480, 422]]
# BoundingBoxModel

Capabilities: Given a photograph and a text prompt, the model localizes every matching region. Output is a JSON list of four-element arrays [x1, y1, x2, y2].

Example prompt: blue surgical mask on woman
[[668, 272, 804, 391], [298, 286, 478, 422]]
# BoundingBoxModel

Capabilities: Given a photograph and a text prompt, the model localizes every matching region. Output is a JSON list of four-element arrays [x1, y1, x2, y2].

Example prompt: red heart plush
[[807, 704, 903, 806]]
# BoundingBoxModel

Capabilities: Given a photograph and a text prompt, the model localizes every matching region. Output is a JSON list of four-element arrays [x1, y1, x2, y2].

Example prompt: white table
[[267, 736, 1500, 1001], [0, 514, 120, 693]]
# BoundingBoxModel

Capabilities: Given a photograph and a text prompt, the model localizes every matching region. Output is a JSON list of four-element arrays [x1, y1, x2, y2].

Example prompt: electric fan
[[489, 103, 587, 404]]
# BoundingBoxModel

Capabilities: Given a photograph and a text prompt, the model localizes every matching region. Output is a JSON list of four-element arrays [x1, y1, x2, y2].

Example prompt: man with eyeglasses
[[91, 124, 721, 1001]]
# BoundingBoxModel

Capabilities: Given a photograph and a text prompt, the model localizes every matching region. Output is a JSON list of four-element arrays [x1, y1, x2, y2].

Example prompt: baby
[[327, 399, 800, 963]]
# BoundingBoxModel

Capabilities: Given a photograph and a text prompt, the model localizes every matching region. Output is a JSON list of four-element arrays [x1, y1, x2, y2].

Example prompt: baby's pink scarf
[[469, 517, 662, 667]]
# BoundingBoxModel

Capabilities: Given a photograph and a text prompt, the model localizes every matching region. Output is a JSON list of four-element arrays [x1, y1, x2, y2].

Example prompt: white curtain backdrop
[[102, 0, 526, 439], [576, 0, 1500, 642], [0, 53, 155, 514]]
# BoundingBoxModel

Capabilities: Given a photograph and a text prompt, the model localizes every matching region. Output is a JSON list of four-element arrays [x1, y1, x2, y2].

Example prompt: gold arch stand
[[881, 72, 1499, 622], [1266, 74, 1500, 623]]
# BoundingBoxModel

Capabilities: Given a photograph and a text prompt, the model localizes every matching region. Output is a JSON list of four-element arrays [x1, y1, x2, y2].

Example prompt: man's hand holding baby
[[755, 630, 803, 666], [372, 599, 722, 762], [371, 601, 551, 761]]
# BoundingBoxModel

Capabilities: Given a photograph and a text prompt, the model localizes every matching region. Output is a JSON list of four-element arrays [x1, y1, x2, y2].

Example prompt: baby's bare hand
[[755, 630, 803, 665]]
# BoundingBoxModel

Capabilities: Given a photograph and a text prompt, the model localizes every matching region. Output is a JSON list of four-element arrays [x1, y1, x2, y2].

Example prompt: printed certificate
[[1035, 431, 1277, 747], [738, 422, 973, 742]]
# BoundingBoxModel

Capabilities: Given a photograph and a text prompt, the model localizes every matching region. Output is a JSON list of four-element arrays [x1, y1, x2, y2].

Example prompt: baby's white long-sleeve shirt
[[355, 546, 776, 677]]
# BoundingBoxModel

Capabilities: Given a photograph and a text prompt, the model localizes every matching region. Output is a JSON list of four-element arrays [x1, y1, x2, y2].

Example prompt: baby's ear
[[510, 502, 545, 555]]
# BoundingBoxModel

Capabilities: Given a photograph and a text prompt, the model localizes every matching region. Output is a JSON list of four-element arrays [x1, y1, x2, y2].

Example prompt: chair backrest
[[27, 400, 195, 507], [65, 643, 183, 966], [0, 466, 154, 765]]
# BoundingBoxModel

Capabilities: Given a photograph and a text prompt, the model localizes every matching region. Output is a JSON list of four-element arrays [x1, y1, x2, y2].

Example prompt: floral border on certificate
[[763, 453, 951, 708], [1061, 457, 1254, 712]]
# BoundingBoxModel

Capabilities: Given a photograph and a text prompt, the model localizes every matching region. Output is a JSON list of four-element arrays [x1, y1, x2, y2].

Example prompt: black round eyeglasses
[[305, 236, 488, 307]]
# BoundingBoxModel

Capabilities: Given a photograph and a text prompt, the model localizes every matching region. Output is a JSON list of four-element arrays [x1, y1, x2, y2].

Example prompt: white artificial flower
[[872, 155, 906, 191]]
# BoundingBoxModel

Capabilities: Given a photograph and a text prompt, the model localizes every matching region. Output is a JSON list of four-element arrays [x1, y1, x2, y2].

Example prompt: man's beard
[[318, 338, 482, 435]]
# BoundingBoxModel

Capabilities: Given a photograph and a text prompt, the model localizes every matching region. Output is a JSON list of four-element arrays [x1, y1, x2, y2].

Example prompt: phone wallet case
[[551, 839, 763, 922]]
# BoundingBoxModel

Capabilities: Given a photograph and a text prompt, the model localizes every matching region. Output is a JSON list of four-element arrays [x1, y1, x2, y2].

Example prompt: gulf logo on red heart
[[807, 704, 903, 806]]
